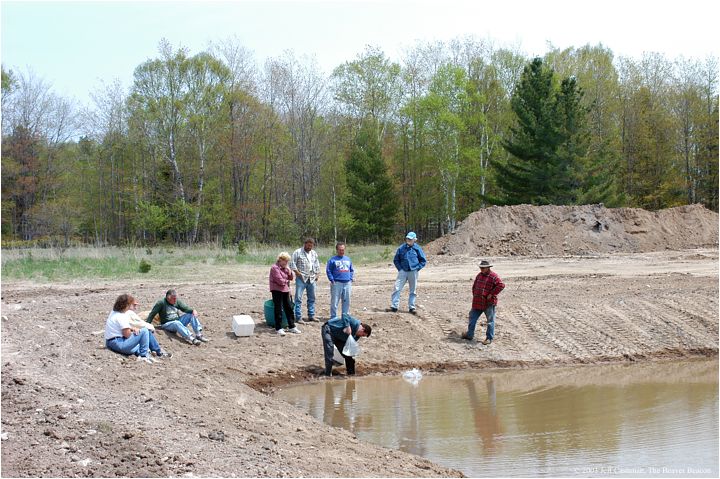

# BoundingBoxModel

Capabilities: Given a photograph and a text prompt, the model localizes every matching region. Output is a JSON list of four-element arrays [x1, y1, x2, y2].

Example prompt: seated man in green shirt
[[146, 289, 209, 345]]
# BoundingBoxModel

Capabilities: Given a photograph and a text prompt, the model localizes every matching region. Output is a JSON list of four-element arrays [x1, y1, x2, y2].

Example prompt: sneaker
[[184, 336, 196, 345], [196, 335, 210, 343], [386, 307, 398, 313], [192, 338, 202, 345], [156, 350, 173, 359], [409, 308, 417, 315], [136, 355, 154, 365], [287, 327, 301, 334], [461, 332, 473, 341], [481, 339, 492, 345], [275, 329, 286, 336]]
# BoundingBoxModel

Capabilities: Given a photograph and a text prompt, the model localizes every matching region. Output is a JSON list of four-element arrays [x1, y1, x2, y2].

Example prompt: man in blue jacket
[[388, 231, 427, 314], [326, 242, 354, 319], [321, 314, 372, 376]]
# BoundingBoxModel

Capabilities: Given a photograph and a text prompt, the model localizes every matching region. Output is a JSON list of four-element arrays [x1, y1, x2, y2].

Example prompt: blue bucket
[[264, 299, 289, 328]]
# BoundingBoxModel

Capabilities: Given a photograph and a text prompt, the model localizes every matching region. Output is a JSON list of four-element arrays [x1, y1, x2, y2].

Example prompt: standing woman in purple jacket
[[269, 252, 301, 336]]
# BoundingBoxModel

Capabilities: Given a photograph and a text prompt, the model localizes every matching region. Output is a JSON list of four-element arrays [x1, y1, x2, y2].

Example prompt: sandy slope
[[1, 246, 718, 477]]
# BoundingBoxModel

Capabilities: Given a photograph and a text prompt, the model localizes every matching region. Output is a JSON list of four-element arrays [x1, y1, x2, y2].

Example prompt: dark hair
[[361, 323, 372, 338], [113, 294, 135, 313], [166, 289, 177, 298], [304, 237, 315, 245], [335, 242, 345, 250]]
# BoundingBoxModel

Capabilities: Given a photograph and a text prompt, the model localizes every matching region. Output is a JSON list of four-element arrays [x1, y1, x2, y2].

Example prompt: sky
[[1, 0, 719, 106]]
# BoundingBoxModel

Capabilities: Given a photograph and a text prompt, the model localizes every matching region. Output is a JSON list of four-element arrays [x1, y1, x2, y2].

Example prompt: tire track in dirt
[[493, 308, 561, 361], [654, 295, 720, 336], [519, 304, 604, 360], [550, 299, 622, 358], [635, 297, 717, 349]]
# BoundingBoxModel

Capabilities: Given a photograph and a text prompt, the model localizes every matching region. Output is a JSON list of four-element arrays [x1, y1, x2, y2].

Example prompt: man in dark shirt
[[146, 289, 209, 345], [462, 260, 505, 345], [321, 314, 371, 376]]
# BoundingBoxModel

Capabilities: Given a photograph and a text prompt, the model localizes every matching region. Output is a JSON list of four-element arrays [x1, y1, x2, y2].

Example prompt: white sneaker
[[287, 327, 301, 334], [275, 329, 286, 336], [136, 355, 154, 365]]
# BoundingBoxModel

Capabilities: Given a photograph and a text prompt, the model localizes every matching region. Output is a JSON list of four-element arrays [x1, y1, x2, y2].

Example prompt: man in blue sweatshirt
[[388, 231, 427, 314], [321, 314, 372, 376], [326, 242, 354, 319]]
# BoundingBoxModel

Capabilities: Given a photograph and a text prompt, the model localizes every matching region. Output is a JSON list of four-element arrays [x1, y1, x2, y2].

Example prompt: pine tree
[[345, 120, 399, 242], [494, 58, 589, 205]]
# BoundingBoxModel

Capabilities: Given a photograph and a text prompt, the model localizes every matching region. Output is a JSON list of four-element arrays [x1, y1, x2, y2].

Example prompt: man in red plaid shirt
[[462, 260, 505, 345]]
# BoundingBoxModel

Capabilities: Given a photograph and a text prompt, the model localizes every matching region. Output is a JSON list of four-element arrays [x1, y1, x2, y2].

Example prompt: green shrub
[[237, 241, 248, 256], [138, 259, 152, 273]]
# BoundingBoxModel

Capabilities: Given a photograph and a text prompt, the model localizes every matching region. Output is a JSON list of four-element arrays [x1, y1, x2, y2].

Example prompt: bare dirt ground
[[1, 205, 718, 478]]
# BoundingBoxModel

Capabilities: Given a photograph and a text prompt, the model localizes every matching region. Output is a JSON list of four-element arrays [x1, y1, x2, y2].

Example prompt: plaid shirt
[[290, 247, 320, 282], [471, 270, 505, 310]]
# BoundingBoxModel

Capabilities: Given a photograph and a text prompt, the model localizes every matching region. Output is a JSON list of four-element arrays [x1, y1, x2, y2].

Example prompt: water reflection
[[279, 360, 718, 477], [465, 378, 503, 454]]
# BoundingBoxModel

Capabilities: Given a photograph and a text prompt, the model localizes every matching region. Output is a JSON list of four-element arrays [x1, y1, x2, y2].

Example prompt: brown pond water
[[278, 359, 718, 477]]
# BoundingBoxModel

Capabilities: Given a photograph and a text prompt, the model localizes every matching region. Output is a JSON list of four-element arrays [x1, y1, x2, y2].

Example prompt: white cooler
[[232, 315, 255, 337]]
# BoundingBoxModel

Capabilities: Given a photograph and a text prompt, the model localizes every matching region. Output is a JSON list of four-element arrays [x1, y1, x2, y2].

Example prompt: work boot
[[481, 338, 492, 345], [461, 332, 473, 341], [386, 307, 398, 313]]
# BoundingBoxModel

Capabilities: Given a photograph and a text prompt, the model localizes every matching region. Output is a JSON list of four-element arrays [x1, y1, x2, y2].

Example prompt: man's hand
[[343, 326, 352, 335], [192, 310, 198, 317]]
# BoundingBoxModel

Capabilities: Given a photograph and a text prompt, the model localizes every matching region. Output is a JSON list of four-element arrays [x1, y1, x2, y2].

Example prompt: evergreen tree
[[495, 58, 589, 205], [345, 120, 399, 242]]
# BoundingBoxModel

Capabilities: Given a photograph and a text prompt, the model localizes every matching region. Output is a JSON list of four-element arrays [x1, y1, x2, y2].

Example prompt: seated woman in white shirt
[[126, 298, 171, 358], [104, 294, 168, 364]]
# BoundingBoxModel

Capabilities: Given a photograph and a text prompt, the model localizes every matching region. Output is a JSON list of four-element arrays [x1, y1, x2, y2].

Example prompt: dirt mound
[[425, 204, 719, 257]]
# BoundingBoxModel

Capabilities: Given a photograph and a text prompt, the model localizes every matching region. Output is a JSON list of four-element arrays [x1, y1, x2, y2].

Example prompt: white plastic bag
[[332, 345, 344, 364], [342, 334, 361, 357], [402, 368, 423, 385]]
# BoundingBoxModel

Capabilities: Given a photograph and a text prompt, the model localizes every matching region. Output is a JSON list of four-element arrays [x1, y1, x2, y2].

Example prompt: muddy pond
[[278, 359, 718, 477]]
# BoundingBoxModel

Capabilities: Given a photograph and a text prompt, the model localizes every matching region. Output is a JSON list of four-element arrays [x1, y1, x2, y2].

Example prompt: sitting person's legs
[[160, 320, 193, 341], [180, 312, 205, 339], [106, 328, 149, 357]]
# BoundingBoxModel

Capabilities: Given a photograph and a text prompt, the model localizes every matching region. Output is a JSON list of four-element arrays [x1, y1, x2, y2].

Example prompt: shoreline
[[248, 347, 719, 393]]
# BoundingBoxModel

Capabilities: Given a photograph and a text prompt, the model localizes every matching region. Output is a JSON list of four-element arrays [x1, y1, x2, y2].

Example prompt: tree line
[[2, 37, 718, 246]]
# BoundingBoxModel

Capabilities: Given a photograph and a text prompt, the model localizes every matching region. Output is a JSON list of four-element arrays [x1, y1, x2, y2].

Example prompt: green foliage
[[138, 259, 152, 273], [266, 205, 300, 244], [237, 240, 248, 255], [134, 201, 169, 242], [496, 58, 589, 206], [332, 45, 401, 124], [1, 39, 717, 250], [345, 120, 399, 242]]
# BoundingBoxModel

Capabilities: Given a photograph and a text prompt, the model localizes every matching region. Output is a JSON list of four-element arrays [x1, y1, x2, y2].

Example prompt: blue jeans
[[391, 270, 419, 310], [467, 305, 496, 340], [294, 279, 316, 320], [106, 328, 150, 357], [330, 281, 351, 319], [148, 331, 161, 354], [160, 313, 203, 340]]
